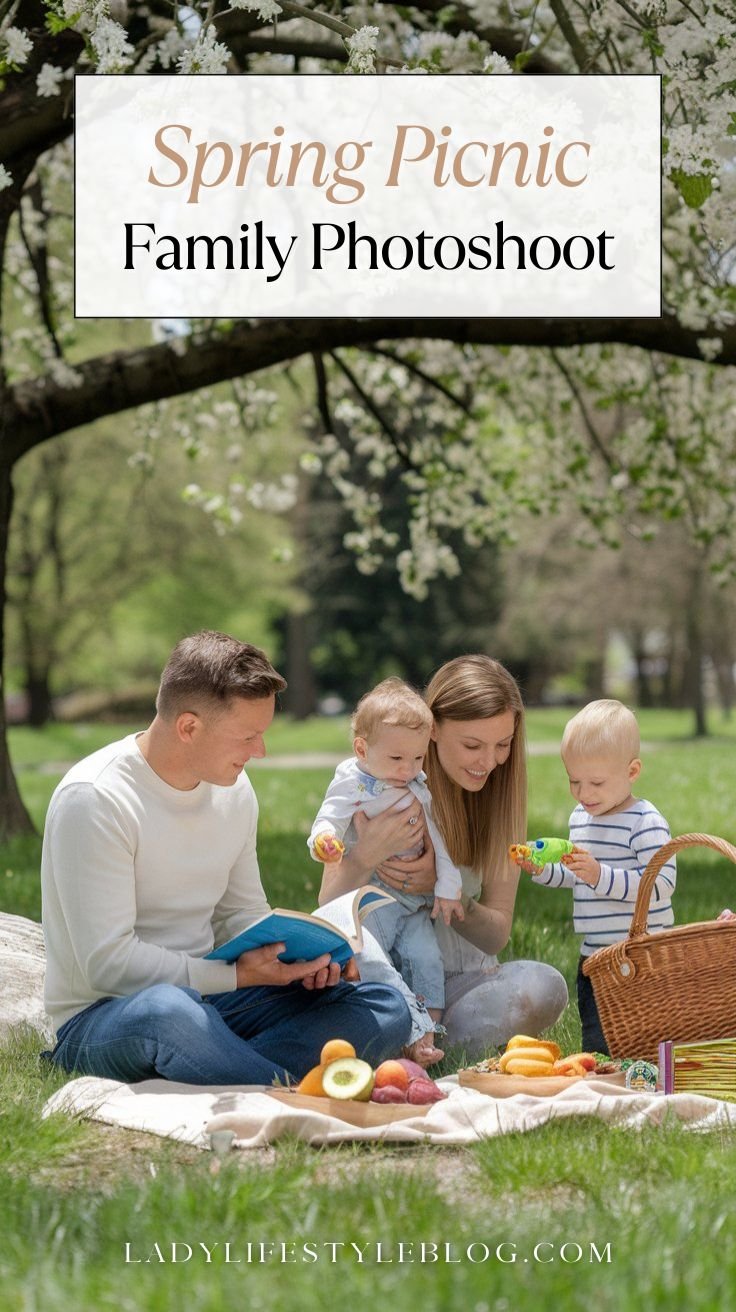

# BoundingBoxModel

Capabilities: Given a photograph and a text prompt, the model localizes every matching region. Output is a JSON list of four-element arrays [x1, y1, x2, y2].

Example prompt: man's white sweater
[[41, 734, 271, 1031]]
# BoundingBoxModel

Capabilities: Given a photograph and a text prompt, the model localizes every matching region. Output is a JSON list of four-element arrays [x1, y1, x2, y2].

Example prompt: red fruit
[[370, 1085, 408, 1104], [397, 1058, 428, 1082], [406, 1079, 448, 1105], [374, 1060, 410, 1092]]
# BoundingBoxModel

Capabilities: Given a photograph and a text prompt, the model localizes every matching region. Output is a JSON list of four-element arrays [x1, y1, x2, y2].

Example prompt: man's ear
[[629, 757, 642, 783], [176, 712, 200, 745], [354, 736, 368, 763], [429, 720, 437, 741]]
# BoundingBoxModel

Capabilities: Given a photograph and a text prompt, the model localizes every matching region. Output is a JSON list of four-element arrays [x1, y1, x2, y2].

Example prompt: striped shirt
[[531, 800, 676, 956]]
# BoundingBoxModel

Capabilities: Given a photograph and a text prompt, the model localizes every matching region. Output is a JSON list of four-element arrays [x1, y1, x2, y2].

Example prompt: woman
[[318, 654, 568, 1059]]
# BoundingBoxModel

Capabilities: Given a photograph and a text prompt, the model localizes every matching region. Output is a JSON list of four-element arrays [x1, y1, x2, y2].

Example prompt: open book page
[[206, 886, 395, 966], [312, 886, 395, 944]]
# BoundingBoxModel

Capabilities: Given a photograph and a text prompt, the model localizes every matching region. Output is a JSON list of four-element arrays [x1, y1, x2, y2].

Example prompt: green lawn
[[3, 715, 736, 1310]]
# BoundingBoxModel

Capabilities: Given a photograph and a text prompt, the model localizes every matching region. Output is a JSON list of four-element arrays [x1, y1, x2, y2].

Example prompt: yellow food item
[[499, 1045, 554, 1073], [505, 1035, 561, 1060], [296, 1063, 327, 1096], [319, 1038, 356, 1064], [505, 1034, 541, 1049], [504, 1058, 559, 1078]]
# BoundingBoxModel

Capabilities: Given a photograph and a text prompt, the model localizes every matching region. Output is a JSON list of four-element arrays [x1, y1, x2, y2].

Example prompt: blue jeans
[[576, 956, 609, 1055], [367, 890, 445, 1010], [48, 980, 411, 1085]]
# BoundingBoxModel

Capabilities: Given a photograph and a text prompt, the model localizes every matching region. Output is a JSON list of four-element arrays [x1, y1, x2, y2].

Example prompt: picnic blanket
[[42, 1074, 736, 1149]]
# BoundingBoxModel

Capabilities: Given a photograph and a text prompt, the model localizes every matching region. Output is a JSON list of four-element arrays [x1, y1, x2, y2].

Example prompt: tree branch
[[328, 350, 420, 473], [549, 347, 613, 469], [5, 314, 736, 463], [403, 1, 566, 73], [368, 345, 473, 414], [547, 0, 596, 71]]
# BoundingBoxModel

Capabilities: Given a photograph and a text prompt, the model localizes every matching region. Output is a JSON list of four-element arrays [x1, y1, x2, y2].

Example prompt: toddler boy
[[523, 699, 676, 1053]]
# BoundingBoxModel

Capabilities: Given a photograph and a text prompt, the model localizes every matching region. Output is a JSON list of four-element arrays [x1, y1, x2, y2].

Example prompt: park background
[[2, 1, 736, 1310]]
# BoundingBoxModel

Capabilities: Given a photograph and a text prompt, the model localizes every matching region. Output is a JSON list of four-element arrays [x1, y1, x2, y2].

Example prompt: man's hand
[[564, 850, 601, 887], [235, 943, 338, 989]]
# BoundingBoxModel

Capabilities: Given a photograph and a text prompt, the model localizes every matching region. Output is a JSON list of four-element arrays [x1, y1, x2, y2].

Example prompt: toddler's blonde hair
[[352, 677, 433, 742], [561, 699, 640, 762]]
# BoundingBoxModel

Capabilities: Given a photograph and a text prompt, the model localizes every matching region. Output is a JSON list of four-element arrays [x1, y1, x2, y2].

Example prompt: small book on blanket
[[206, 885, 394, 967], [659, 1037, 736, 1101]]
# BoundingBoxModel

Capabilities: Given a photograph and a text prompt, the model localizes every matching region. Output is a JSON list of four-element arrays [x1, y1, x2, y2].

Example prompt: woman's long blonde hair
[[424, 655, 526, 885]]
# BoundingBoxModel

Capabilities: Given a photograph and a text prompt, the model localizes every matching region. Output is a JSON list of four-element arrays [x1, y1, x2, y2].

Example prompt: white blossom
[[0, 165, 12, 192], [482, 51, 512, 74], [90, 17, 135, 73], [230, 0, 282, 18], [155, 27, 188, 70], [3, 26, 32, 67], [345, 25, 379, 74], [127, 450, 155, 470], [49, 357, 83, 389], [178, 25, 231, 75], [36, 64, 64, 97]]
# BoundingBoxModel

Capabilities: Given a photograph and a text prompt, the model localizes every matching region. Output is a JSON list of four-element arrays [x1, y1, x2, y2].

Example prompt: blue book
[[206, 885, 395, 967]]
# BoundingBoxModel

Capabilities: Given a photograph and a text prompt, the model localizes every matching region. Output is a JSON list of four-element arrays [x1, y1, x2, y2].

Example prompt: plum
[[397, 1058, 428, 1082], [370, 1085, 408, 1104], [406, 1079, 447, 1104]]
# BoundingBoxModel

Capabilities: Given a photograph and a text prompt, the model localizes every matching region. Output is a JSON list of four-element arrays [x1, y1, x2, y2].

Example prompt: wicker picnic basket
[[582, 833, 736, 1061]]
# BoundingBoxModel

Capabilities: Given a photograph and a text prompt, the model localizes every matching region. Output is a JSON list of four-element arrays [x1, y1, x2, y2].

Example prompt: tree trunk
[[683, 564, 708, 738], [25, 670, 55, 728], [582, 654, 605, 701], [0, 464, 36, 835], [630, 628, 654, 708], [714, 665, 734, 720], [283, 611, 317, 720]]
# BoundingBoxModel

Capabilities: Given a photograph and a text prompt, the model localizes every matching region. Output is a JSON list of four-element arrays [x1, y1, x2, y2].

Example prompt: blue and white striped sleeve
[[531, 862, 577, 890], [595, 809, 675, 904]]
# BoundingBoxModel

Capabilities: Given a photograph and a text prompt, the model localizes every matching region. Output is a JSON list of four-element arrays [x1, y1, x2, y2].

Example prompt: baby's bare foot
[[403, 1039, 445, 1068]]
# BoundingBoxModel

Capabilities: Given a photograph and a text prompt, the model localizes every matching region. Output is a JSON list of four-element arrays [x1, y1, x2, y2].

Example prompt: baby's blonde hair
[[561, 699, 640, 762], [352, 677, 433, 742]]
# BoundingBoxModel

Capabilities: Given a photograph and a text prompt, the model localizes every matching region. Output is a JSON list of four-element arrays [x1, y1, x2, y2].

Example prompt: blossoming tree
[[0, 0, 733, 831]]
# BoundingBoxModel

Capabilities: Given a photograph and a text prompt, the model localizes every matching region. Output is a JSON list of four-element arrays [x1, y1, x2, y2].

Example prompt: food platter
[[458, 1069, 627, 1098], [267, 1088, 432, 1126]]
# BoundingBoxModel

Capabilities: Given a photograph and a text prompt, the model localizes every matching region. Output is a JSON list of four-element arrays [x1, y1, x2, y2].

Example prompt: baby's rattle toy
[[312, 833, 346, 864], [509, 837, 577, 867]]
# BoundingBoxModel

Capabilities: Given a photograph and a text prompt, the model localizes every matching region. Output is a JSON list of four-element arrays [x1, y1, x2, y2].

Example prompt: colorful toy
[[509, 837, 576, 867], [312, 832, 346, 863]]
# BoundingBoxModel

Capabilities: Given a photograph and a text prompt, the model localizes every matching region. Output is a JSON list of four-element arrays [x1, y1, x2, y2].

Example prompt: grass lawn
[[3, 714, 736, 1310]]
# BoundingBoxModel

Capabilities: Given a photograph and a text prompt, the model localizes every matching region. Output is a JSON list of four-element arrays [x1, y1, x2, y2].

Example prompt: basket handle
[[628, 832, 736, 939]]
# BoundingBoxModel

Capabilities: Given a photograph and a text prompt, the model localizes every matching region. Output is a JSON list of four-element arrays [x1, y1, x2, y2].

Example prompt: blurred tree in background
[[0, 1, 733, 834]]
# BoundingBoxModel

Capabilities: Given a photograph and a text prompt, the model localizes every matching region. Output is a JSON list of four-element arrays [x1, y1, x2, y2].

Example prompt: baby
[[309, 677, 464, 1065], [518, 699, 676, 1055]]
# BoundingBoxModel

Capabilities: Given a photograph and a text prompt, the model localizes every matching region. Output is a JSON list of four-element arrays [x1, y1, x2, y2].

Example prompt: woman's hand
[[375, 821, 437, 898], [318, 798, 432, 903], [353, 800, 426, 867]]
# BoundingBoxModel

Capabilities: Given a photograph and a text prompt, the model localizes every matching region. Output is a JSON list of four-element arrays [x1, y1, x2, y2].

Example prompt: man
[[42, 631, 410, 1084]]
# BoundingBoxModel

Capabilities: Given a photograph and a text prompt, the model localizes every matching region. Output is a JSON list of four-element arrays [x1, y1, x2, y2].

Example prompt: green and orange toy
[[509, 837, 577, 867]]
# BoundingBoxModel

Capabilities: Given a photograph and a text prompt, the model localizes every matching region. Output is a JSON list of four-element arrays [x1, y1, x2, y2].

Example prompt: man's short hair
[[351, 677, 433, 742], [156, 631, 287, 720], [561, 698, 640, 762]]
